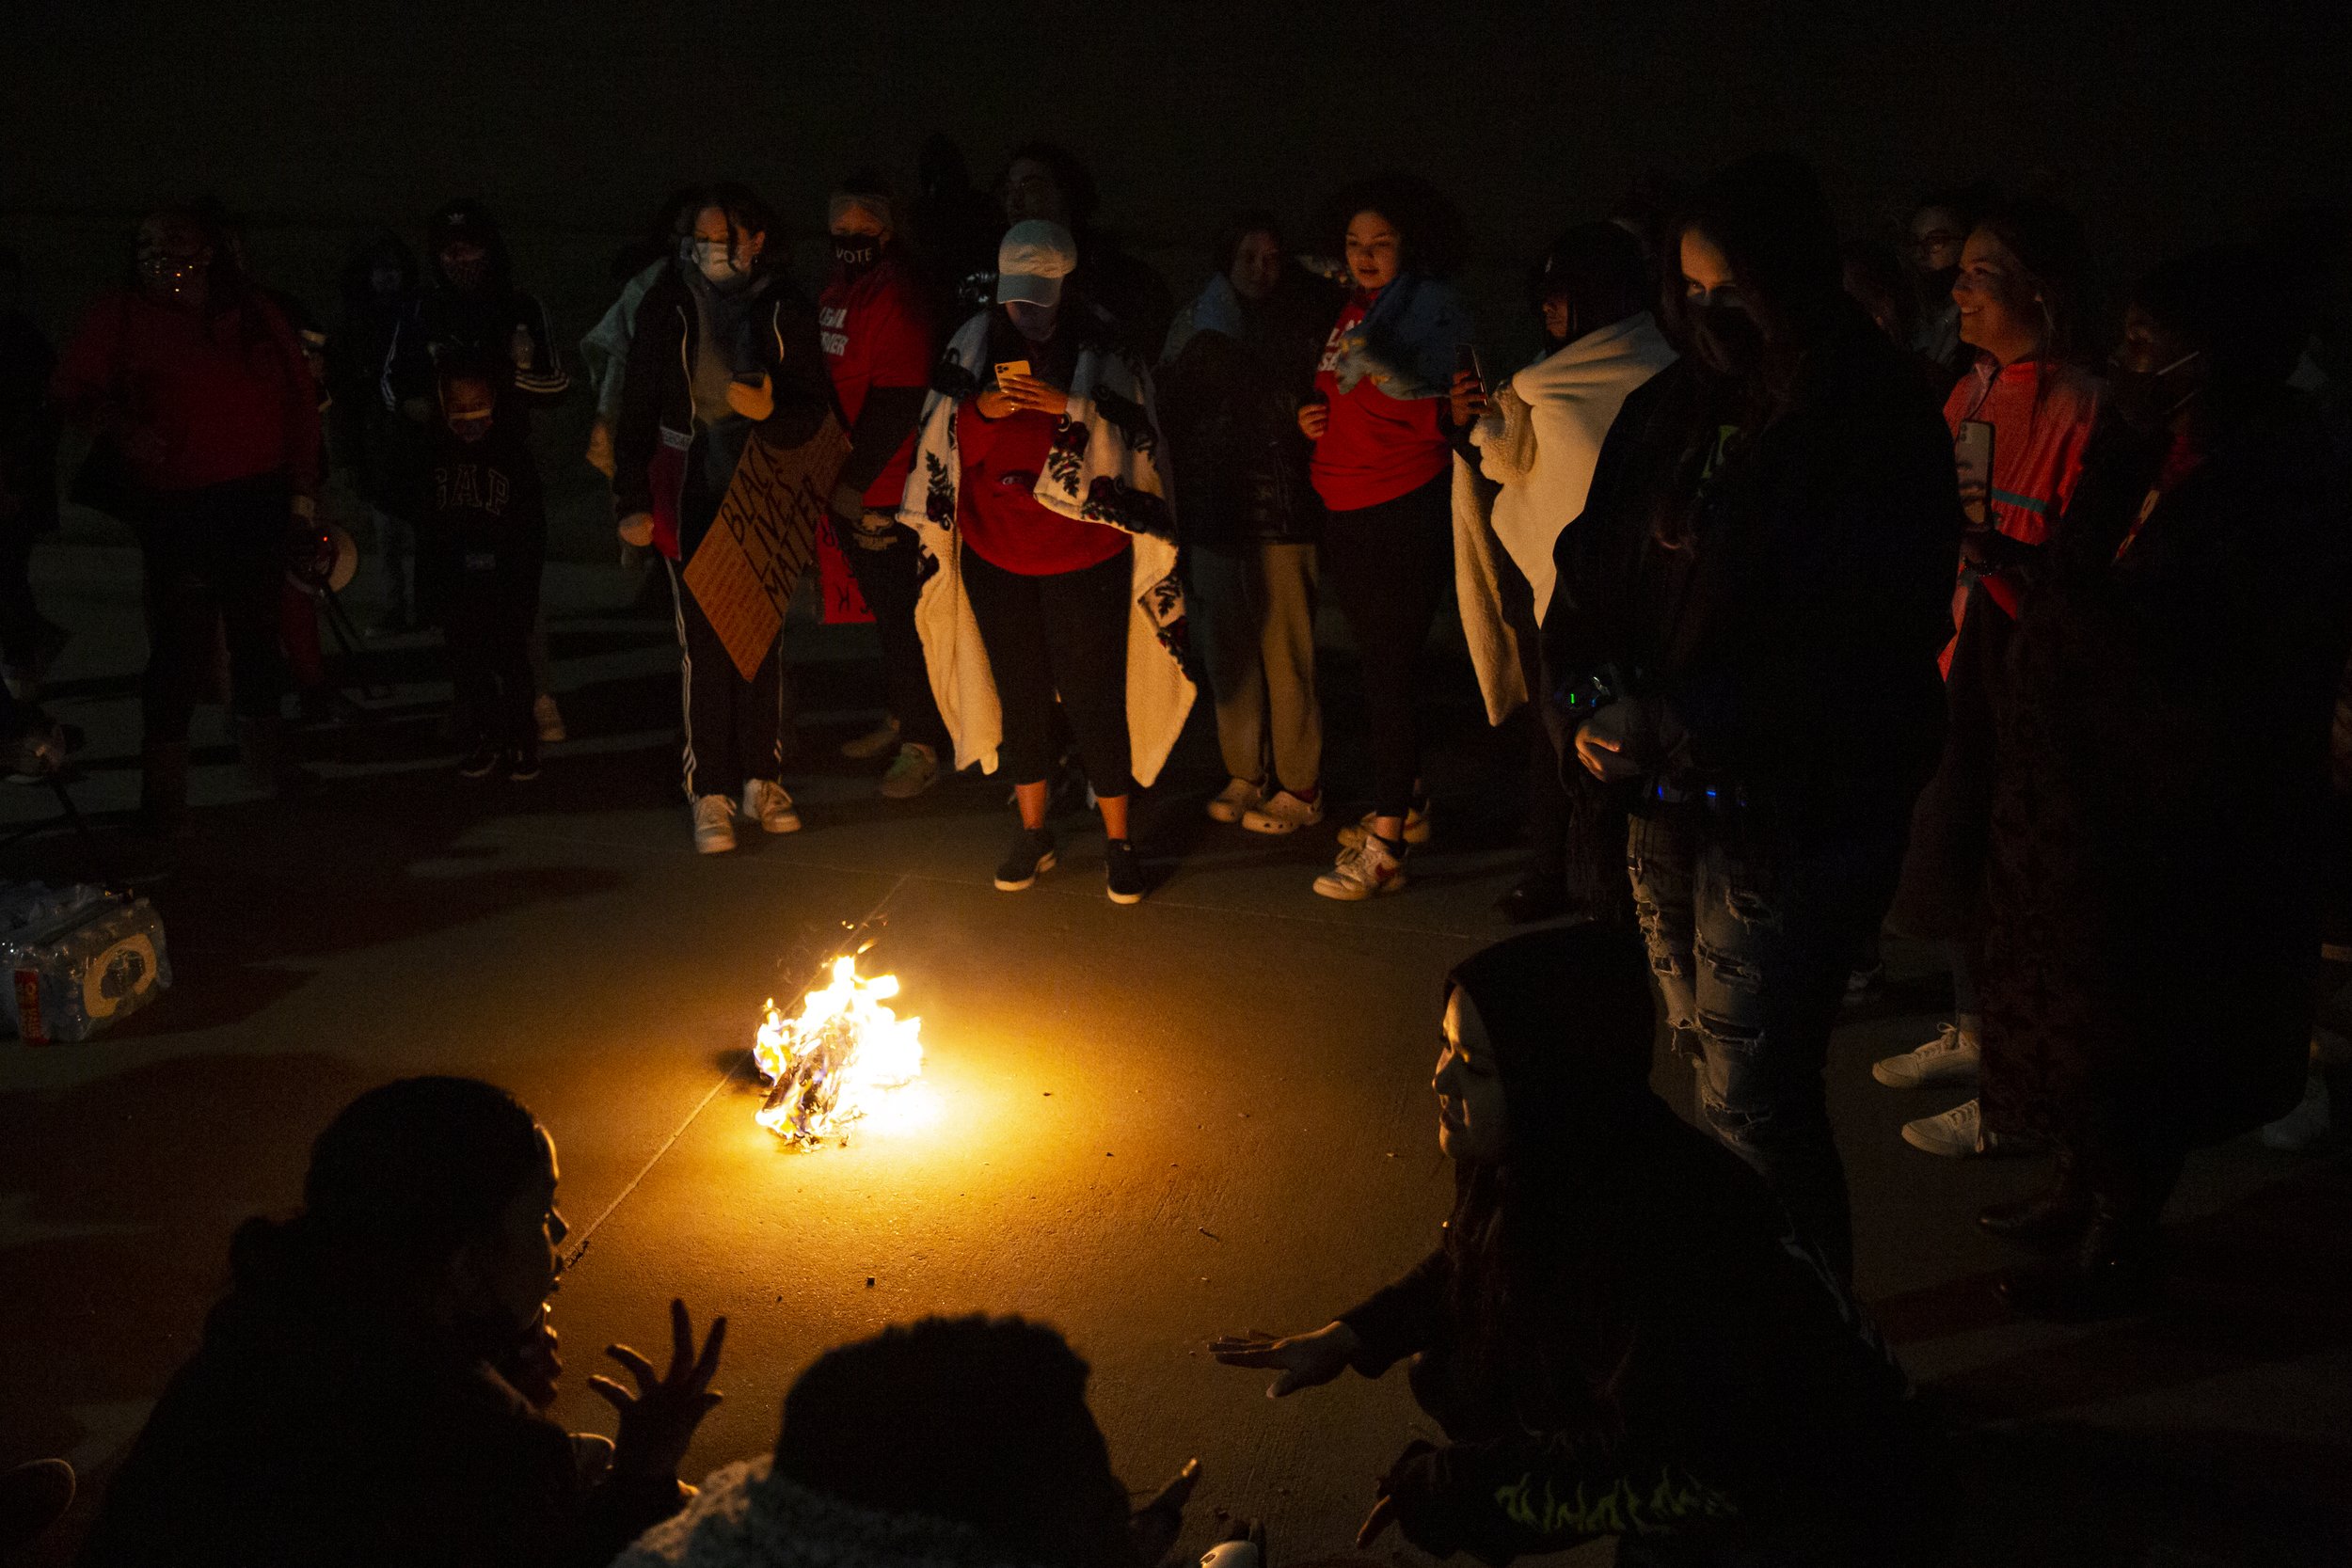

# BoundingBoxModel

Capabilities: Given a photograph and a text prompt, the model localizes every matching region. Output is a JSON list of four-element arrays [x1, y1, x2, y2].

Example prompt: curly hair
[[1323, 171, 1469, 281]]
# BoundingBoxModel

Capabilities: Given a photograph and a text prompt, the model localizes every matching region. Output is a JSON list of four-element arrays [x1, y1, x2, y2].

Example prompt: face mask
[[448, 413, 493, 444], [833, 237, 880, 275], [1692, 299, 1766, 379], [2108, 348, 2202, 434], [371, 264, 405, 298], [687, 238, 752, 285], [442, 255, 490, 293]]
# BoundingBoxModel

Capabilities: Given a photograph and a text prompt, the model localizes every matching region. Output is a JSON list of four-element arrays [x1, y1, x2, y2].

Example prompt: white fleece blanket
[[615, 1457, 1053, 1568], [898, 313, 1194, 787], [1453, 311, 1677, 722]]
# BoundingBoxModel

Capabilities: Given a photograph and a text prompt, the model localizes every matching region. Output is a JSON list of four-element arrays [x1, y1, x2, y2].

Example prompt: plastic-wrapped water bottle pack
[[1, 882, 171, 1044]]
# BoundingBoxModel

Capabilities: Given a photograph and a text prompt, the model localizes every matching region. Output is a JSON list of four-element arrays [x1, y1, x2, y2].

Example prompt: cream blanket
[[1453, 311, 1677, 722], [898, 313, 1194, 786]]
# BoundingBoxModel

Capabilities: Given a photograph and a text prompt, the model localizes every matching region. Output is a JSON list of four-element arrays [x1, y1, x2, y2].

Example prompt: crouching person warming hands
[[79, 1076, 726, 1568], [1212, 926, 1944, 1566]]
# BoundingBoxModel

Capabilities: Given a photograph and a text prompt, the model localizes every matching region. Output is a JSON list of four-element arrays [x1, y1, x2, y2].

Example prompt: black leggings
[[137, 475, 289, 743], [962, 543, 1133, 798], [1319, 469, 1451, 819]]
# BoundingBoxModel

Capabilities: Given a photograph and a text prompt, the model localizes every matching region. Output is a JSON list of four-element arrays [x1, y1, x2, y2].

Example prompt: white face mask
[[687, 239, 747, 282]]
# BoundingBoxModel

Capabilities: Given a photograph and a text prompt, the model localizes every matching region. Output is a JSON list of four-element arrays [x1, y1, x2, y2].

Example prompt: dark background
[[6, 0, 2346, 554]]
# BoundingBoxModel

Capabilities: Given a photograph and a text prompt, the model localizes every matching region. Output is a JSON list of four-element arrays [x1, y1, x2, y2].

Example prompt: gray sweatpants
[[1189, 540, 1322, 795]]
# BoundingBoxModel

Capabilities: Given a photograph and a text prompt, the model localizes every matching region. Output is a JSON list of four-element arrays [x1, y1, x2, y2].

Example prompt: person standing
[[993, 142, 1174, 362], [382, 199, 570, 744], [898, 220, 1192, 905], [1875, 202, 2104, 1157], [1161, 212, 1341, 836], [423, 363, 547, 781], [329, 232, 423, 635], [817, 175, 949, 800], [612, 185, 834, 854], [1451, 221, 1677, 925], [0, 245, 65, 697], [1546, 154, 1962, 1275], [52, 207, 325, 828], [1977, 246, 2352, 1320], [1302, 178, 1472, 900]]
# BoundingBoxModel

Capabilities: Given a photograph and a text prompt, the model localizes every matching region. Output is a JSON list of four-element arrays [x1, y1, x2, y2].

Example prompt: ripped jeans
[[1627, 799, 1909, 1277]]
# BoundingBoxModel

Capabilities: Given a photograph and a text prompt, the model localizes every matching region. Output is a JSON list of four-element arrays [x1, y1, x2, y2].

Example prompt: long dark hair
[[998, 140, 1101, 233], [673, 182, 781, 275]]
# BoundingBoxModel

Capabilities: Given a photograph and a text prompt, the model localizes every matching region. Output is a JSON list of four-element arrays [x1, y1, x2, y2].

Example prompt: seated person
[[1214, 925, 1943, 1566], [617, 1314, 1200, 1568], [79, 1076, 726, 1568]]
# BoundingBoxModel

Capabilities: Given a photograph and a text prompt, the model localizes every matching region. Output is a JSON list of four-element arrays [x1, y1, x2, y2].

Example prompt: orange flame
[[753, 955, 939, 1145]]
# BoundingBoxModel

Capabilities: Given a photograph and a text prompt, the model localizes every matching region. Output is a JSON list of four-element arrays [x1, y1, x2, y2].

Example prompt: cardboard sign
[[682, 414, 851, 680]]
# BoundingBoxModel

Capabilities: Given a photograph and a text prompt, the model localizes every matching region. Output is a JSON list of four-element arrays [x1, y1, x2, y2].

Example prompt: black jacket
[[1158, 265, 1341, 549], [1339, 1102, 1931, 1564], [610, 267, 833, 559], [0, 308, 59, 534], [1982, 395, 2352, 1149], [1546, 310, 1961, 812], [78, 1232, 680, 1568]]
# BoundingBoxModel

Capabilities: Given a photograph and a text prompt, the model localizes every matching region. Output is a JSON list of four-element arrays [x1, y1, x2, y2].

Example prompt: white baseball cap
[[995, 220, 1077, 309]]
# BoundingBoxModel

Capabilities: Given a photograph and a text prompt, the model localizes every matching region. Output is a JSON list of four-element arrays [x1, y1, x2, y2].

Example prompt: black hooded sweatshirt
[[1335, 926, 1936, 1564], [381, 201, 570, 420], [1544, 155, 1961, 820], [77, 1222, 681, 1568]]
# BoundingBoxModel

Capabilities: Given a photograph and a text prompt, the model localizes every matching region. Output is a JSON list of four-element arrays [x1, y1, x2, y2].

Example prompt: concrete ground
[[3, 540, 2348, 1567]]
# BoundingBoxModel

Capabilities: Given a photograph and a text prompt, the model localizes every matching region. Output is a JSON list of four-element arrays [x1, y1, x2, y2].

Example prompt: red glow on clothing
[[955, 400, 1127, 576], [1309, 293, 1448, 513]]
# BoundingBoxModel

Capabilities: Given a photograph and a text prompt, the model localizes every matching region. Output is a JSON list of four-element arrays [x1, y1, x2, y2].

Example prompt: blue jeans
[[1626, 800, 1908, 1276]]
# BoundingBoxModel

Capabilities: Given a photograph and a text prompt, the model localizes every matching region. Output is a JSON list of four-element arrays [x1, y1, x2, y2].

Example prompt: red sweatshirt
[[818, 259, 934, 510], [956, 400, 1127, 576], [1309, 291, 1448, 513], [53, 289, 322, 498]]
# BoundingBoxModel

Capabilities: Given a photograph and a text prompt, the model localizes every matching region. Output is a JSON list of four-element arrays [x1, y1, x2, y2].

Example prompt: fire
[[753, 954, 940, 1145]]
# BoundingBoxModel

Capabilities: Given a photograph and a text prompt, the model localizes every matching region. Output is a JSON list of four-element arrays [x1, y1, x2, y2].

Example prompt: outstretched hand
[[589, 1298, 727, 1482], [1208, 1322, 1360, 1399]]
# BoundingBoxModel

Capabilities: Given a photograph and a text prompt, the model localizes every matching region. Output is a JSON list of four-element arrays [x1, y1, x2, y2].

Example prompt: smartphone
[[1954, 420, 1994, 530], [993, 359, 1032, 382], [1455, 342, 1485, 387]]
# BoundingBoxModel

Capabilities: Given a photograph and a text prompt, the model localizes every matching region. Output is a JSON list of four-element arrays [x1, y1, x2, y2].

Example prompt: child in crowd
[[425, 363, 547, 780]]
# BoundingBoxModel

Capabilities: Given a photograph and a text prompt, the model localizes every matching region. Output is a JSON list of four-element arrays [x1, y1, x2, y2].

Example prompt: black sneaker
[[506, 744, 541, 782], [1104, 838, 1145, 904], [456, 747, 501, 779], [993, 827, 1057, 891]]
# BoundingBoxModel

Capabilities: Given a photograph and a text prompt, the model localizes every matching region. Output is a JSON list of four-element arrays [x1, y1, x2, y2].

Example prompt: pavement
[[3, 537, 2349, 1568]]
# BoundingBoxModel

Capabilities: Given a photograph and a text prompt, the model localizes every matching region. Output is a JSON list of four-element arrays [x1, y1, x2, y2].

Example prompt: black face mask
[[1692, 300, 1766, 379], [833, 238, 880, 276], [2107, 349, 2202, 434]]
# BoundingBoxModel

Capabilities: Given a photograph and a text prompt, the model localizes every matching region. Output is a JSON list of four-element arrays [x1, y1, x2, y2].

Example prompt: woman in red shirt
[[52, 206, 322, 829], [954, 221, 1152, 905], [1300, 179, 1472, 900], [1877, 202, 2104, 1162]]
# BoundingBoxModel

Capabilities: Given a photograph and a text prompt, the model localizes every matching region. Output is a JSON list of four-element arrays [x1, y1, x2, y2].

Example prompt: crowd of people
[[4, 135, 2350, 1561]]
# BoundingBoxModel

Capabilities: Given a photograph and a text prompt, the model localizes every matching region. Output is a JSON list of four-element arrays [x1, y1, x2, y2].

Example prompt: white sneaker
[[1900, 1097, 2033, 1158], [692, 794, 738, 855], [842, 717, 900, 760], [1243, 789, 1325, 835], [1313, 834, 1406, 901], [743, 779, 802, 834], [2261, 1072, 2332, 1150], [1338, 802, 1431, 848], [1871, 1023, 1982, 1088], [1206, 777, 1263, 823], [533, 693, 566, 744]]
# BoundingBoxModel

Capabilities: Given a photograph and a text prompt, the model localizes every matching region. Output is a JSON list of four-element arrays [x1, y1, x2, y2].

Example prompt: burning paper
[[753, 954, 939, 1146]]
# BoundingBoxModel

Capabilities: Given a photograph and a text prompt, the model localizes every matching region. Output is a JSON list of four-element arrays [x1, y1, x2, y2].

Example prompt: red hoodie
[[818, 257, 935, 511], [53, 289, 322, 499]]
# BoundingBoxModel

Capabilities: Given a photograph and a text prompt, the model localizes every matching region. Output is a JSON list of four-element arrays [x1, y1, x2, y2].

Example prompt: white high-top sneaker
[[1871, 1022, 1981, 1088], [692, 794, 738, 855], [1313, 833, 1406, 901], [743, 779, 802, 834]]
